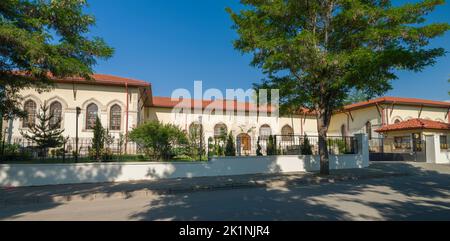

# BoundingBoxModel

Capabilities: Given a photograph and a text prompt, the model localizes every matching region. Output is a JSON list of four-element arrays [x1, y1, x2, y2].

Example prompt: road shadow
[[1, 162, 449, 220], [0, 164, 123, 220], [0, 159, 284, 220], [128, 163, 450, 221]]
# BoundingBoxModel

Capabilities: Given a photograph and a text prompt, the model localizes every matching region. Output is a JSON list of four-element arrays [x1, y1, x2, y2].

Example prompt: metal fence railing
[[234, 135, 358, 156], [369, 137, 417, 154], [2, 135, 359, 161], [3, 137, 143, 162]]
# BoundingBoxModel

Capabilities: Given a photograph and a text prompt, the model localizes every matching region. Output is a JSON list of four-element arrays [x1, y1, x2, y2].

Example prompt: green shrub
[[0, 143, 32, 162], [217, 143, 224, 156], [171, 145, 192, 158], [129, 121, 188, 161], [207, 137, 215, 157], [3, 143, 20, 155], [101, 148, 114, 161], [334, 139, 349, 154]]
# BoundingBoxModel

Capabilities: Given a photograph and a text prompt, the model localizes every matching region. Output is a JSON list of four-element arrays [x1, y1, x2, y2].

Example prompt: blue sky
[[87, 0, 450, 101]]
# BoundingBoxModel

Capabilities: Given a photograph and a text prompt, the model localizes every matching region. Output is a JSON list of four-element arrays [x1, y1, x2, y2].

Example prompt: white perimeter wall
[[428, 134, 450, 164], [0, 135, 369, 187]]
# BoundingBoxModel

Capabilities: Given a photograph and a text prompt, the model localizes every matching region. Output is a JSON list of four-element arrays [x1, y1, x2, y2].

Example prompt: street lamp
[[198, 116, 203, 162], [75, 107, 81, 162], [1, 127, 7, 161]]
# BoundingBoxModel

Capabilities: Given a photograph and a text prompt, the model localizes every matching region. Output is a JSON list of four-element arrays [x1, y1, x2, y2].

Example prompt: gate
[[369, 136, 427, 162]]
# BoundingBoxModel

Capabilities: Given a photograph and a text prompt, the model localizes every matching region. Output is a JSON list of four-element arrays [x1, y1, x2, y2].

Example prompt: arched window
[[214, 123, 227, 139], [86, 103, 98, 130], [49, 101, 62, 128], [365, 121, 372, 140], [110, 105, 121, 130], [394, 119, 401, 124], [189, 122, 202, 136], [23, 100, 37, 128], [281, 125, 294, 141], [259, 124, 272, 139]]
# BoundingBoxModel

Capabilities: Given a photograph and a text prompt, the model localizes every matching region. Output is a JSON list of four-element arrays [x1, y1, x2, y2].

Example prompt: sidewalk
[[0, 163, 414, 206]]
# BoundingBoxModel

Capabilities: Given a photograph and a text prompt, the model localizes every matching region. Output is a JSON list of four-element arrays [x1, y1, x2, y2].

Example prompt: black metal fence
[[1, 137, 143, 162], [368, 137, 426, 162], [369, 137, 417, 154], [234, 135, 358, 156], [2, 135, 359, 161]]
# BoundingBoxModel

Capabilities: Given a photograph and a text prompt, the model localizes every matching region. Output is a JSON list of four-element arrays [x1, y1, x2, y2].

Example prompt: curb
[[0, 171, 411, 206]]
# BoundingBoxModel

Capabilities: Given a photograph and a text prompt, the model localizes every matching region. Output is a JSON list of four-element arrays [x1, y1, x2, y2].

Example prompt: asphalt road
[[1, 163, 450, 221]]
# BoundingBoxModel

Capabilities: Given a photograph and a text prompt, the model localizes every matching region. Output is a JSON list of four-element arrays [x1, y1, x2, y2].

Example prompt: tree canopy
[[0, 0, 114, 118]]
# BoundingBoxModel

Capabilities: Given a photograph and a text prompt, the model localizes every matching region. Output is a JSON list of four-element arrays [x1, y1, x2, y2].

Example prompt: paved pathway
[[1, 162, 449, 220]]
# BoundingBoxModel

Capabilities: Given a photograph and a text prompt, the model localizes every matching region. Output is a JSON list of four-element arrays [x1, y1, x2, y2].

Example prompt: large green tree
[[0, 0, 113, 123], [227, 0, 449, 174]]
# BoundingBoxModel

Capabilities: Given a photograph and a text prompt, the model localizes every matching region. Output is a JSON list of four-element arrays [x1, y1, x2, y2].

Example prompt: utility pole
[[75, 107, 81, 162]]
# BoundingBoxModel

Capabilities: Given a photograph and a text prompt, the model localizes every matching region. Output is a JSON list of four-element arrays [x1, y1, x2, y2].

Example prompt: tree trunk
[[317, 108, 331, 175]]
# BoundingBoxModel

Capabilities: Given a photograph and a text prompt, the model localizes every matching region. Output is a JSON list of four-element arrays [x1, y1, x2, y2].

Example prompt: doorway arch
[[237, 133, 252, 153]]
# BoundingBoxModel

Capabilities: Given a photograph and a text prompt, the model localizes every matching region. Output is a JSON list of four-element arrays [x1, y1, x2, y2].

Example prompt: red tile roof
[[152, 96, 450, 115], [55, 74, 150, 87], [345, 96, 450, 110], [151, 96, 275, 113], [294, 97, 450, 115], [297, 107, 317, 116], [376, 118, 450, 132]]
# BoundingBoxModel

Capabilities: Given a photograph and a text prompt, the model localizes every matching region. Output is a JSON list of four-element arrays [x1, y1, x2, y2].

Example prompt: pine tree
[[91, 116, 105, 161], [21, 101, 64, 157], [225, 132, 236, 156], [300, 135, 313, 155], [266, 135, 275, 156]]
